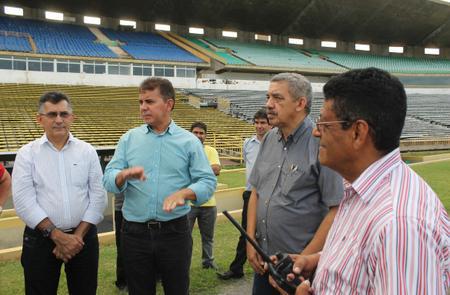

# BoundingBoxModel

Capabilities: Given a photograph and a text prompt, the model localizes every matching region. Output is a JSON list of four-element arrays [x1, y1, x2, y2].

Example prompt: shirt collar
[[344, 148, 402, 203], [146, 120, 175, 135], [276, 116, 312, 144], [39, 133, 75, 148], [249, 135, 260, 144]]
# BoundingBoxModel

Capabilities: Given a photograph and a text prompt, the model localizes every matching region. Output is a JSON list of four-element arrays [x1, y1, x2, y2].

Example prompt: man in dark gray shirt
[[246, 73, 344, 295]]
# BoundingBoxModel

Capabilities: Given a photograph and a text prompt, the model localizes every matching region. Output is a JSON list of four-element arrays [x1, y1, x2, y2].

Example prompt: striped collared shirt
[[313, 148, 450, 294]]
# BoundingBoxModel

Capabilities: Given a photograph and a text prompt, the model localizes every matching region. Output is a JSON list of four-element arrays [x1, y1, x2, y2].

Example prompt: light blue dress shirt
[[243, 136, 261, 191], [103, 121, 217, 222]]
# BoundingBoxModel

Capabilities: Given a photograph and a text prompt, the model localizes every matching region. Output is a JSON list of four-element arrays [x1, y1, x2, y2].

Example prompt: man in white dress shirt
[[12, 91, 107, 295]]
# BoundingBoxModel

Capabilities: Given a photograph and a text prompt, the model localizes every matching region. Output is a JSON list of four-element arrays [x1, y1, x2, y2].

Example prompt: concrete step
[[88, 27, 130, 59]]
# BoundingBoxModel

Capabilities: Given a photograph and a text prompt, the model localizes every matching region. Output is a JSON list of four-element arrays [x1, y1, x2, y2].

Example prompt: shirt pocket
[[281, 166, 306, 197], [71, 162, 88, 187]]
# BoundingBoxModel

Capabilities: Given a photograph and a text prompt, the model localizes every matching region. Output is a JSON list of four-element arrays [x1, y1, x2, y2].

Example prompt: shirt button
[[278, 165, 281, 168], [263, 238, 266, 241], [262, 219, 265, 223], [283, 147, 287, 151]]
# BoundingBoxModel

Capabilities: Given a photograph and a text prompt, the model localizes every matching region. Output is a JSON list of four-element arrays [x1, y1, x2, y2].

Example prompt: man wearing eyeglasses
[[12, 91, 107, 295], [275, 68, 450, 294], [246, 72, 344, 294]]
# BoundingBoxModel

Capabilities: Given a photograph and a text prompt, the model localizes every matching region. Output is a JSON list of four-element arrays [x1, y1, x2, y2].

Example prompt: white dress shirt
[[12, 133, 107, 230]]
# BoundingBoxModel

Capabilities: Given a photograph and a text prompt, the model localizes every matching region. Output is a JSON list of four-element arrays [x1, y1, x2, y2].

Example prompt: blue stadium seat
[[101, 28, 202, 63], [0, 16, 117, 58]]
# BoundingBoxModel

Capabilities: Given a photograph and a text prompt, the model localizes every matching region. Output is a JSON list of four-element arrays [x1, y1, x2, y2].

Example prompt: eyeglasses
[[39, 111, 72, 119], [314, 116, 352, 133]]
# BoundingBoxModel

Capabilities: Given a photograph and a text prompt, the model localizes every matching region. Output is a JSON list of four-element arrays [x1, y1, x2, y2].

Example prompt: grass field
[[0, 217, 252, 295], [218, 170, 246, 188], [0, 159, 448, 294], [411, 159, 450, 212]]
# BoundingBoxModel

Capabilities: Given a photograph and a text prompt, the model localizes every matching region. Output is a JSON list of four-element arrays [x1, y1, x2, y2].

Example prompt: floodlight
[[355, 43, 370, 51], [84, 16, 101, 25], [222, 31, 237, 38], [155, 24, 170, 31], [255, 34, 271, 42], [4, 6, 23, 16], [120, 20, 136, 29], [189, 27, 204, 35], [288, 38, 304, 45], [45, 11, 63, 21], [428, 0, 450, 6], [321, 41, 337, 48], [389, 46, 404, 53], [424, 48, 440, 55]]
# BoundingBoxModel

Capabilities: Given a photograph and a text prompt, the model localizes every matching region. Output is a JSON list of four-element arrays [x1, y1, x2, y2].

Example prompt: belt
[[124, 215, 187, 230]]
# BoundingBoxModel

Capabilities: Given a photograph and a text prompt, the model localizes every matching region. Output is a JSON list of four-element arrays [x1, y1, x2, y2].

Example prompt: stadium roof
[[8, 0, 450, 48]]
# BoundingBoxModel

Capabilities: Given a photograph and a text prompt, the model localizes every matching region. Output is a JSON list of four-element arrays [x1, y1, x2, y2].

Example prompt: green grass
[[0, 217, 252, 295], [402, 150, 450, 157], [217, 170, 246, 188], [411, 160, 450, 213]]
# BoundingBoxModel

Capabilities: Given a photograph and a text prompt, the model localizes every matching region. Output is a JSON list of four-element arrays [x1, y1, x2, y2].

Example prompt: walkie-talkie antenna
[[222, 210, 273, 263]]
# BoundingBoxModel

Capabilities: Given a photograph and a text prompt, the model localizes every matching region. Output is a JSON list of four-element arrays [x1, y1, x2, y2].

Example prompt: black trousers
[[114, 210, 127, 286], [228, 190, 251, 275], [122, 215, 192, 295], [21, 225, 99, 295]]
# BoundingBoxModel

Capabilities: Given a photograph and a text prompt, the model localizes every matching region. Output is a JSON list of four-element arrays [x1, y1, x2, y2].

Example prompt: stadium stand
[[0, 16, 116, 58], [311, 50, 450, 74], [204, 38, 345, 72], [186, 89, 450, 139], [101, 29, 203, 63], [0, 33, 32, 52], [183, 36, 249, 65], [0, 84, 254, 155]]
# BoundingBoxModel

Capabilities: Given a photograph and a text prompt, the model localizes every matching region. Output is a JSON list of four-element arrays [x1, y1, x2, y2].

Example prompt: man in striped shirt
[[275, 68, 449, 294]]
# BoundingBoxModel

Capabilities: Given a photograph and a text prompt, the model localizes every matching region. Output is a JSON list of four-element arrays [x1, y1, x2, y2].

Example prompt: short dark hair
[[190, 121, 207, 133], [38, 91, 72, 113], [253, 108, 269, 123], [323, 67, 407, 154], [139, 77, 176, 109]]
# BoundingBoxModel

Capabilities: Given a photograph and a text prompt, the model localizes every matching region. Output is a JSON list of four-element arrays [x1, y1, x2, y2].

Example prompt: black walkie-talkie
[[222, 210, 301, 294]]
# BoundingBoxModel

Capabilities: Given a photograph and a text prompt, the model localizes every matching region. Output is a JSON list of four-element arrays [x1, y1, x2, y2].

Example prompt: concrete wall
[[0, 70, 197, 88]]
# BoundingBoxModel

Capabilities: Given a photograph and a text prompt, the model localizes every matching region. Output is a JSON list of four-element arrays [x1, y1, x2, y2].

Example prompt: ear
[[167, 98, 175, 111], [295, 97, 307, 112], [36, 113, 42, 125], [352, 120, 371, 149]]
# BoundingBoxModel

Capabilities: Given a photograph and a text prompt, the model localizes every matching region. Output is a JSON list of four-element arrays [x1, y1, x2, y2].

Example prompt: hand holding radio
[[223, 210, 301, 294]]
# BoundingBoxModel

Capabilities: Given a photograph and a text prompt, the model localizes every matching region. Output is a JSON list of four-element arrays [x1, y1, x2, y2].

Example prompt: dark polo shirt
[[249, 116, 343, 254]]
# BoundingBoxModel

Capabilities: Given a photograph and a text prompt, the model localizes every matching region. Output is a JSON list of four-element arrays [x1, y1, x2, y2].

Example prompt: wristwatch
[[42, 224, 57, 238]]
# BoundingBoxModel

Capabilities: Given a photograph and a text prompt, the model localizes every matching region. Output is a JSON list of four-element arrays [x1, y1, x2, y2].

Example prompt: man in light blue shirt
[[103, 77, 216, 295]]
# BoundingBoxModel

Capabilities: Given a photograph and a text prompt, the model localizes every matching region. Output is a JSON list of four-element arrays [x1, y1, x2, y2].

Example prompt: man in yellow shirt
[[189, 121, 221, 270]]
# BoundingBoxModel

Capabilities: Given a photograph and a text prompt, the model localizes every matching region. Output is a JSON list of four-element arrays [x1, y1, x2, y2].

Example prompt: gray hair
[[270, 72, 313, 114]]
